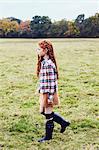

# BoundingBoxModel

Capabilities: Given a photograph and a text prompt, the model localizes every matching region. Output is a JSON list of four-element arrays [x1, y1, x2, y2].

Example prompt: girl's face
[[36, 46, 47, 57]]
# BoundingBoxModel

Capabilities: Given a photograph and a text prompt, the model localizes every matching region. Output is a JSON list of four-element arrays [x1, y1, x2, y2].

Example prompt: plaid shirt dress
[[38, 58, 58, 100]]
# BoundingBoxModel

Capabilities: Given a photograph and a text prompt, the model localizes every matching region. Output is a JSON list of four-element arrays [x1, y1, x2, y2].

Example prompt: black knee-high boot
[[53, 112, 70, 133], [38, 113, 54, 142], [41, 111, 70, 133]]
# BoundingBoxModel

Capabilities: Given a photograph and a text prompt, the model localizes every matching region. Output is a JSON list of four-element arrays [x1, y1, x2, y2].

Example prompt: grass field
[[0, 38, 99, 150]]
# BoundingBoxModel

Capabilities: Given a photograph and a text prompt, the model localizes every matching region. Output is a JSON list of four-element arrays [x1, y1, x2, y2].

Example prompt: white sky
[[0, 0, 99, 21]]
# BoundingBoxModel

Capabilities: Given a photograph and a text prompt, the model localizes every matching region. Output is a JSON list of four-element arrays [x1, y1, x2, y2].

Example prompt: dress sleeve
[[39, 63, 56, 94]]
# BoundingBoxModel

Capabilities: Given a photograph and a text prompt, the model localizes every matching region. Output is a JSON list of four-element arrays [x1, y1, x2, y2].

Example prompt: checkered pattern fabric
[[38, 58, 58, 95]]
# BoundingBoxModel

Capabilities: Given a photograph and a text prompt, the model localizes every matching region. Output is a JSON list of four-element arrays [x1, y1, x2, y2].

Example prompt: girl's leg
[[39, 94, 44, 113], [38, 106, 54, 142], [45, 106, 53, 114], [41, 110, 70, 133], [52, 112, 70, 133], [39, 94, 70, 135]]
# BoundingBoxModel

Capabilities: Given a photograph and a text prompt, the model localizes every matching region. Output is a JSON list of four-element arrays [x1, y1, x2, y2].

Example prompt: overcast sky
[[0, 0, 99, 21]]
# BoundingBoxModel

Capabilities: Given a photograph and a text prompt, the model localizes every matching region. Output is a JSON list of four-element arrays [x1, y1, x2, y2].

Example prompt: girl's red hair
[[36, 40, 59, 79]]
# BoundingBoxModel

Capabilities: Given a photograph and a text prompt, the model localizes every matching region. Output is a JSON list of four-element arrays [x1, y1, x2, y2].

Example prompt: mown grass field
[[0, 38, 99, 150]]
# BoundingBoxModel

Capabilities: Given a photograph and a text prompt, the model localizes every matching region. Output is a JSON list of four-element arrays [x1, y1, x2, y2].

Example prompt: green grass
[[0, 38, 99, 150]]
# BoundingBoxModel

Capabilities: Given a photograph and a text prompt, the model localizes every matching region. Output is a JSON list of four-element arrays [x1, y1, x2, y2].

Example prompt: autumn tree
[[0, 18, 19, 37], [19, 20, 32, 37], [65, 21, 80, 37]]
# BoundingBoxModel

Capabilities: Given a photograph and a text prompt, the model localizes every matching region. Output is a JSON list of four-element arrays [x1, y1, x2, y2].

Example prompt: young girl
[[36, 40, 70, 142]]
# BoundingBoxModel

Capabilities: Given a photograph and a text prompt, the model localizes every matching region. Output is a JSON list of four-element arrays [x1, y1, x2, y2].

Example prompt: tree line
[[0, 13, 99, 38]]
